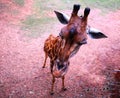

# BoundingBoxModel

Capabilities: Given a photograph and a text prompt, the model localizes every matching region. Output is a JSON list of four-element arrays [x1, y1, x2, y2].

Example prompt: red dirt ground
[[0, 1, 120, 98]]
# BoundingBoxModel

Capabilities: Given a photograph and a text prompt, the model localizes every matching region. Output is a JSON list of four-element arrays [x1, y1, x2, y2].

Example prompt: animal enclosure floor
[[0, 1, 120, 98]]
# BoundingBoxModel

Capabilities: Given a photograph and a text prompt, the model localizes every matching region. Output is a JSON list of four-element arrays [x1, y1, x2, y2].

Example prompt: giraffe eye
[[77, 38, 87, 45]]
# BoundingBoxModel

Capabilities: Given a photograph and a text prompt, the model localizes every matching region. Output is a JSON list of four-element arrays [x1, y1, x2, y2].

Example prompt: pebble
[[29, 91, 34, 94]]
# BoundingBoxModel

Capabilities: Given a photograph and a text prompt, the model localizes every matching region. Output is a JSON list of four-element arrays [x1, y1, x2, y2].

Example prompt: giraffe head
[[55, 4, 90, 59], [51, 5, 90, 77]]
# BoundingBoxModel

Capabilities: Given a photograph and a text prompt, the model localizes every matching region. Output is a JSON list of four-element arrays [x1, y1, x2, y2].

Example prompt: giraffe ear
[[54, 11, 70, 24], [86, 26, 108, 39]]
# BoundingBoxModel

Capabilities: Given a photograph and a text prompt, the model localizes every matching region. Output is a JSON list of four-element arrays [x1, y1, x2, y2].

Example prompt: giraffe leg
[[50, 60, 54, 73], [50, 75, 55, 95], [42, 52, 48, 68], [61, 76, 67, 91]]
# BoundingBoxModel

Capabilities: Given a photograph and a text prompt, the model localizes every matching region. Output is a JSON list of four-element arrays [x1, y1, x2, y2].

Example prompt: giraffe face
[[56, 5, 90, 60], [60, 5, 90, 44]]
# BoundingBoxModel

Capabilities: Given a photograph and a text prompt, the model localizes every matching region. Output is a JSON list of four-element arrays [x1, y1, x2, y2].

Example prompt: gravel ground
[[0, 1, 120, 98]]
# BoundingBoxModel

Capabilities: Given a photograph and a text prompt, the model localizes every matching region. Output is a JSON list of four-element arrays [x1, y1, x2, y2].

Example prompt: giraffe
[[43, 4, 90, 95], [43, 4, 107, 95]]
